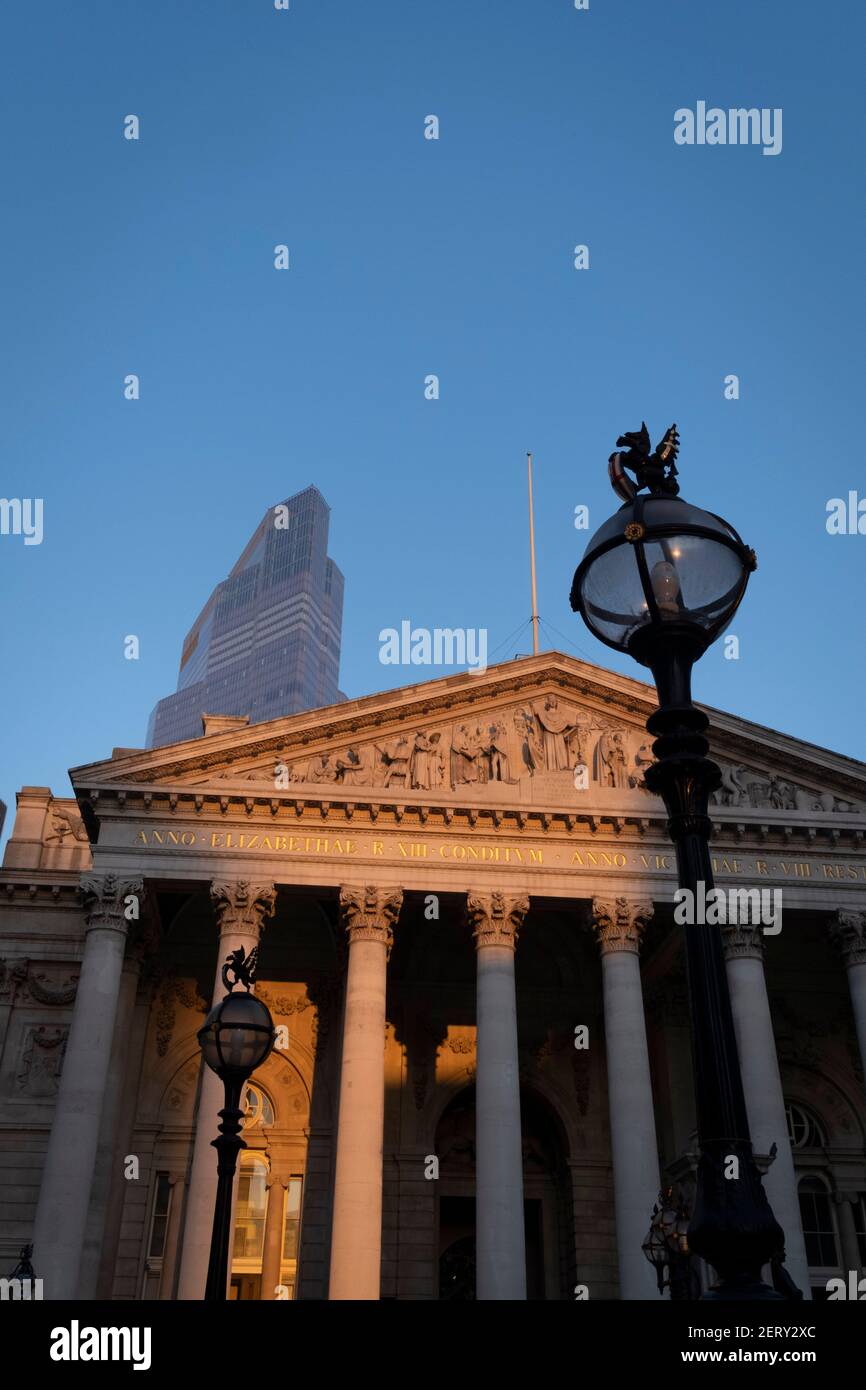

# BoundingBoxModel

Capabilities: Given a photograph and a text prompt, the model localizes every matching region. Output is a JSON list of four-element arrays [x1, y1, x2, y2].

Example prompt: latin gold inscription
[[130, 828, 866, 883]]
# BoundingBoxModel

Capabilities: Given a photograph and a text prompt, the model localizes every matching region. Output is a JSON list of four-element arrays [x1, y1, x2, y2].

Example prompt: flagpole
[[527, 452, 540, 656]]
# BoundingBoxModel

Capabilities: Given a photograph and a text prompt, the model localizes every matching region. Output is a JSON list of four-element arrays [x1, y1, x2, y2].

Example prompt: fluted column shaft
[[329, 885, 402, 1300], [32, 874, 142, 1299], [591, 895, 660, 1300], [176, 880, 276, 1300], [469, 891, 529, 1301], [721, 923, 811, 1298], [835, 1193, 863, 1277], [830, 910, 866, 1081], [260, 1172, 287, 1299]]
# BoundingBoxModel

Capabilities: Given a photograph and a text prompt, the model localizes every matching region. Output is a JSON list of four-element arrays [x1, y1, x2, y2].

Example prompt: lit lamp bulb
[[649, 559, 681, 616]]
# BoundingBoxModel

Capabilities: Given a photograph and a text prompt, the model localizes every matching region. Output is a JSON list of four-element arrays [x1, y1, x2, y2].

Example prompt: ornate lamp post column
[[570, 422, 783, 1300], [197, 947, 276, 1302]]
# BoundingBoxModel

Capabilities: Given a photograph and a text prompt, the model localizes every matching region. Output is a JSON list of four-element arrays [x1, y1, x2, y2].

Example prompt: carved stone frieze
[[255, 986, 312, 1017], [155, 978, 209, 1057], [711, 762, 860, 815], [206, 699, 660, 802], [16, 1025, 68, 1096], [0, 957, 30, 1001]]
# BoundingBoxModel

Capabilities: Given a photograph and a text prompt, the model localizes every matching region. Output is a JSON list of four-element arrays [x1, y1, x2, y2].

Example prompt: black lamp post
[[198, 946, 275, 1302], [570, 422, 784, 1300]]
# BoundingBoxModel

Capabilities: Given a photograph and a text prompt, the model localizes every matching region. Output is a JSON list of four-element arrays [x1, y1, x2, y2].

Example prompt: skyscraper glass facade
[[146, 486, 345, 747]]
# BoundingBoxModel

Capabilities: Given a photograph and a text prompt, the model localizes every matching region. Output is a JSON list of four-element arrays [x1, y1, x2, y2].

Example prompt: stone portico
[[1, 653, 865, 1300]]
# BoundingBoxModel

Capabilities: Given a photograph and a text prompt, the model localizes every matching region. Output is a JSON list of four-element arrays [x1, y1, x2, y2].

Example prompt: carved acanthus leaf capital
[[829, 909, 866, 968], [80, 874, 144, 935], [590, 896, 653, 955], [721, 920, 765, 962], [467, 891, 529, 952], [339, 884, 403, 953], [210, 880, 277, 940]]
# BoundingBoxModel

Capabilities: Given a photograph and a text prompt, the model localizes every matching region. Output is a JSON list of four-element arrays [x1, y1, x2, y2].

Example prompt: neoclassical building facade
[[1, 653, 865, 1300]]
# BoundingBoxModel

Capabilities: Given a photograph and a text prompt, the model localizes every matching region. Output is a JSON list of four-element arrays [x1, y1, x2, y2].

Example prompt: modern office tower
[[146, 485, 344, 747]]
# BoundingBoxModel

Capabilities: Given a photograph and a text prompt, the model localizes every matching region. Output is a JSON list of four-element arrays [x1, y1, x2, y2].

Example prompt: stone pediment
[[70, 654, 866, 822]]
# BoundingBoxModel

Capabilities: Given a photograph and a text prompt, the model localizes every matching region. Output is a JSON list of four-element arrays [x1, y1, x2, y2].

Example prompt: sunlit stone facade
[[2, 654, 865, 1300]]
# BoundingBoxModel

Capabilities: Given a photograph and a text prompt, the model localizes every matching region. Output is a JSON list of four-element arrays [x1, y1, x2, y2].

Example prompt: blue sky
[[1, 0, 864, 845]]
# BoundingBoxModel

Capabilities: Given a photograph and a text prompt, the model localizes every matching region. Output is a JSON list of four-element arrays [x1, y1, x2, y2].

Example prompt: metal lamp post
[[198, 946, 276, 1302], [570, 422, 784, 1300]]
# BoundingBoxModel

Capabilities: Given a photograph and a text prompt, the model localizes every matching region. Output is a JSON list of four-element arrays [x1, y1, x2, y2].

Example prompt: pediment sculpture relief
[[209, 699, 661, 800], [202, 708, 860, 815], [711, 762, 860, 814]]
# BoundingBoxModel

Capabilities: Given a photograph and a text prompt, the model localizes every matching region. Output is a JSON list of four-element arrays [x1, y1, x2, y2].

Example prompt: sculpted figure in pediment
[[515, 708, 543, 775], [452, 722, 485, 786], [486, 719, 514, 782], [532, 696, 579, 772], [629, 741, 655, 790], [379, 736, 412, 789], [335, 744, 376, 786], [306, 754, 338, 784], [409, 731, 435, 789], [595, 726, 630, 789], [713, 763, 750, 807]]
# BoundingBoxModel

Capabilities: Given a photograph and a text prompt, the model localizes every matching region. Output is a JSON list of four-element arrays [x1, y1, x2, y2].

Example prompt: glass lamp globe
[[198, 990, 276, 1078], [570, 494, 756, 666]]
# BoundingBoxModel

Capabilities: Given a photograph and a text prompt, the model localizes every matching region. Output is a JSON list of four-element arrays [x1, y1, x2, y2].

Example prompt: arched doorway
[[435, 1083, 574, 1299]]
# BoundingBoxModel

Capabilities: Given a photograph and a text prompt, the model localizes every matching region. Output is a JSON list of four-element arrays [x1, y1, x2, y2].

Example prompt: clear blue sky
[[2, 0, 864, 846]]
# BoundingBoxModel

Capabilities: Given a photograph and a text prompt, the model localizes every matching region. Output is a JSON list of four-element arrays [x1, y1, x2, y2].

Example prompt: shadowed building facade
[[2, 654, 866, 1300]]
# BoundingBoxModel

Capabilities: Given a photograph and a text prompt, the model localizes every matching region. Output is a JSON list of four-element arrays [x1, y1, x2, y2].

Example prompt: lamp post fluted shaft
[[203, 1075, 246, 1302], [639, 633, 784, 1297], [571, 422, 786, 1300]]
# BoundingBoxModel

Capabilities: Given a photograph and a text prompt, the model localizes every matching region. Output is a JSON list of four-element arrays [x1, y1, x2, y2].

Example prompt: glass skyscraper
[[146, 485, 345, 747]]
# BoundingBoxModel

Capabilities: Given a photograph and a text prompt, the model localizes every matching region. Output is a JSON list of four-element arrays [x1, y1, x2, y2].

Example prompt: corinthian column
[[829, 909, 866, 1081], [32, 873, 142, 1299], [176, 880, 276, 1300], [468, 890, 529, 1301], [721, 922, 811, 1298], [329, 885, 402, 1300], [590, 895, 659, 1300]]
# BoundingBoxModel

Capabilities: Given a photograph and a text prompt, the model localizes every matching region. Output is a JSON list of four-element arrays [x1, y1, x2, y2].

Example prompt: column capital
[[209, 880, 277, 940], [80, 874, 144, 936], [467, 890, 529, 952], [721, 921, 765, 962], [829, 909, 866, 968], [265, 1169, 291, 1191], [833, 1190, 860, 1208], [590, 895, 653, 956], [339, 884, 402, 954]]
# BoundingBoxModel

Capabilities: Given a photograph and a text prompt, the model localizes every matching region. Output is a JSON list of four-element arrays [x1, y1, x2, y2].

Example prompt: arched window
[[242, 1083, 275, 1130], [797, 1176, 839, 1269], [785, 1102, 825, 1150]]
